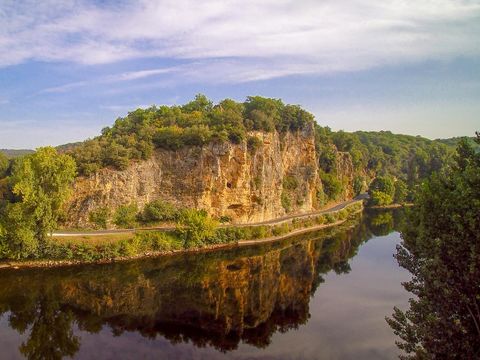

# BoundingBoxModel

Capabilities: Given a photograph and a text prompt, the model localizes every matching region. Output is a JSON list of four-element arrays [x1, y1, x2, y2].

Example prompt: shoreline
[[0, 208, 362, 270], [368, 203, 414, 209]]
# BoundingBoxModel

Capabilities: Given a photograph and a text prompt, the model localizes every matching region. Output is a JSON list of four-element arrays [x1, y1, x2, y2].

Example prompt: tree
[[386, 135, 480, 359], [88, 207, 110, 229], [394, 179, 408, 204], [0, 152, 8, 178], [368, 176, 395, 206], [0, 147, 76, 258], [176, 209, 218, 248], [113, 203, 138, 228], [138, 200, 178, 224]]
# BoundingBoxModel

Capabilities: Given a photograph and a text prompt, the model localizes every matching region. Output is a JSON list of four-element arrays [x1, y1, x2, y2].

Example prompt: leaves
[[387, 136, 480, 359]]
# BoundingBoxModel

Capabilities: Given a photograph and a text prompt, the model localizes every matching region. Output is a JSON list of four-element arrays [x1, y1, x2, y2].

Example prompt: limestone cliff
[[65, 123, 355, 227]]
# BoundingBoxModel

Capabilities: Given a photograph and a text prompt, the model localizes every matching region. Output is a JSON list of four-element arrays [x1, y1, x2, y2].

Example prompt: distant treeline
[[0, 149, 34, 158]]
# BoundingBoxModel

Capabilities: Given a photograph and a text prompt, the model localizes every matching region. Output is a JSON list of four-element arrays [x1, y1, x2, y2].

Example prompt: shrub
[[283, 175, 299, 190], [320, 172, 343, 200], [113, 203, 138, 228], [281, 192, 292, 212], [138, 200, 178, 224], [369, 190, 393, 206], [88, 207, 110, 229], [176, 209, 219, 248], [325, 213, 336, 224], [219, 215, 232, 224], [247, 136, 263, 152]]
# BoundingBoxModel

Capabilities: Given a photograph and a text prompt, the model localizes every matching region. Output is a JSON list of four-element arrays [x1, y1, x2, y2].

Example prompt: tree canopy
[[67, 95, 315, 175], [0, 147, 76, 259], [387, 134, 480, 359]]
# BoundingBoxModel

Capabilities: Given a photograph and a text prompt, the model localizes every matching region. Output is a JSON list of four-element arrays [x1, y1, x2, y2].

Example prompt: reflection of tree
[[5, 291, 79, 360], [0, 210, 406, 357]]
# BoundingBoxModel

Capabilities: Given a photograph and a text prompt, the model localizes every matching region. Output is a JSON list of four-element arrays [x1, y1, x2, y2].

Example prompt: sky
[[0, 0, 479, 148]]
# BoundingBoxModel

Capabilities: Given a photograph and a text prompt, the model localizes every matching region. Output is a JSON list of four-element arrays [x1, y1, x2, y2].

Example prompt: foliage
[[386, 135, 480, 359], [394, 179, 408, 204], [369, 190, 393, 206], [281, 192, 292, 212], [176, 209, 219, 249], [368, 176, 395, 206], [68, 95, 315, 175], [137, 199, 179, 224], [0, 152, 8, 178], [88, 207, 110, 229], [353, 175, 366, 196], [247, 136, 263, 152], [320, 172, 343, 201], [0, 147, 76, 259], [113, 203, 138, 228], [282, 175, 299, 190]]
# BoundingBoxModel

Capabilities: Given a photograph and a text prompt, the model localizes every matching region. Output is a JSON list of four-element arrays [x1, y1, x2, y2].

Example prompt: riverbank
[[0, 200, 363, 269], [368, 203, 414, 209]]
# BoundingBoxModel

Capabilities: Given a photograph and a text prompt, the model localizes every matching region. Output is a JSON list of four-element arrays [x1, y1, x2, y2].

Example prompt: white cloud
[[40, 66, 176, 93], [1, 0, 479, 81]]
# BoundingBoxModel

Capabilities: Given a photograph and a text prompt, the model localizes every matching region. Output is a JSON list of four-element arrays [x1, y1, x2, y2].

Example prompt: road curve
[[52, 197, 365, 237]]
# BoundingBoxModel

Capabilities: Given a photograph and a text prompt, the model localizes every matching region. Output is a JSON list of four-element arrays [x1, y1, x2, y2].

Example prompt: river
[[0, 209, 410, 360]]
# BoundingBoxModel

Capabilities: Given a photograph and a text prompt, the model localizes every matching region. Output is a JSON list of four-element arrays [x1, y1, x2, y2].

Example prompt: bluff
[[65, 123, 355, 228]]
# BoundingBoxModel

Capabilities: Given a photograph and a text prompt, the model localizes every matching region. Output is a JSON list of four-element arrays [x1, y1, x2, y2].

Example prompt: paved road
[[52, 196, 364, 237]]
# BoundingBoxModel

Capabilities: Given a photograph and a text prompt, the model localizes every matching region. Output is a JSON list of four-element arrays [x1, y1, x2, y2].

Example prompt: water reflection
[[0, 209, 404, 359]]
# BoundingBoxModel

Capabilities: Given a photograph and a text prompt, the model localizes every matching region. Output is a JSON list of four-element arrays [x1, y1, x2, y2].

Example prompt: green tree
[[387, 135, 480, 359], [0, 152, 8, 178], [176, 209, 218, 248], [0, 147, 76, 258], [88, 207, 110, 229], [368, 176, 395, 206], [113, 203, 138, 228], [394, 179, 408, 204], [138, 200, 178, 224]]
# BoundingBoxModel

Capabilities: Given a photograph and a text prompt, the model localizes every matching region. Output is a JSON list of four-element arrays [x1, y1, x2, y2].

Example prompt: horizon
[[1, 0, 479, 148]]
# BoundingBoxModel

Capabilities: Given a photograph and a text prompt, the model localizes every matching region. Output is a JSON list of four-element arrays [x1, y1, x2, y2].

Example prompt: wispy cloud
[[1, 0, 479, 81], [40, 66, 176, 93]]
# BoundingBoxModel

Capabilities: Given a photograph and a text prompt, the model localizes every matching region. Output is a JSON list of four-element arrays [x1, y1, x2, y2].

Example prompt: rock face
[[65, 124, 354, 227]]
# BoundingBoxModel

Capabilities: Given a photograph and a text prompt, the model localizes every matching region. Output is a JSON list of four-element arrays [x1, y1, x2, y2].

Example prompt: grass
[[51, 233, 133, 245]]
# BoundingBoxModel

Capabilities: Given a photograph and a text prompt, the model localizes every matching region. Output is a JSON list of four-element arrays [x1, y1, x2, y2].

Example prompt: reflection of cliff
[[0, 211, 403, 358]]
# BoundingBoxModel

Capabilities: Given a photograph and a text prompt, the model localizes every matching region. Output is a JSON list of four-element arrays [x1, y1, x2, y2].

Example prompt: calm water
[[0, 210, 410, 360]]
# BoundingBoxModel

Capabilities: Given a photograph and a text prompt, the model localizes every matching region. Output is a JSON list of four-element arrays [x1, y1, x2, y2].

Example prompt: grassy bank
[[1, 201, 363, 266]]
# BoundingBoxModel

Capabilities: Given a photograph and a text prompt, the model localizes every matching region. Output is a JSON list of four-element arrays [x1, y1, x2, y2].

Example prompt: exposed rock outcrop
[[65, 124, 355, 227]]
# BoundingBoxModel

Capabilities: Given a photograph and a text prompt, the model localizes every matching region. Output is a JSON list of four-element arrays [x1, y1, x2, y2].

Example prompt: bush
[[88, 207, 110, 229], [325, 213, 336, 224], [134, 231, 183, 252], [369, 190, 393, 206], [281, 192, 292, 212], [176, 209, 219, 248], [283, 175, 299, 190], [138, 200, 179, 224], [320, 172, 343, 201], [113, 203, 138, 228], [247, 136, 263, 152]]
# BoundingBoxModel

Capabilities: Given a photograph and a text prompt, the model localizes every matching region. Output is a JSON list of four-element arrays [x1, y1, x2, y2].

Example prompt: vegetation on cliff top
[[67, 94, 314, 176]]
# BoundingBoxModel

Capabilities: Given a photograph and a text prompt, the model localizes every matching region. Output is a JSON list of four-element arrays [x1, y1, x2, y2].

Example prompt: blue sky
[[1, 0, 479, 148]]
